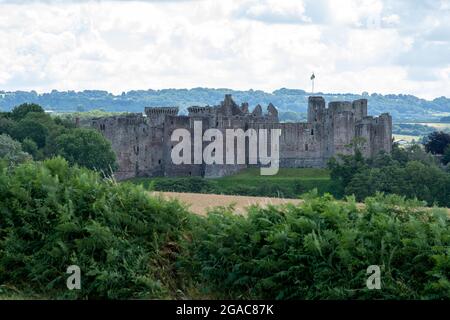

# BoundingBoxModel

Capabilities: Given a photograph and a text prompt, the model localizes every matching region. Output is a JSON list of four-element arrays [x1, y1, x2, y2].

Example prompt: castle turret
[[240, 102, 249, 114], [252, 104, 263, 117], [352, 99, 368, 120], [218, 94, 242, 116], [267, 103, 278, 121], [188, 106, 215, 117], [308, 96, 326, 123], [144, 107, 179, 125]]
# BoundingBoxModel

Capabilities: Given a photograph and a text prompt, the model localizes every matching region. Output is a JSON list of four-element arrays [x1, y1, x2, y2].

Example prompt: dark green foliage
[[328, 149, 367, 187], [11, 103, 44, 121], [329, 145, 450, 207], [345, 161, 450, 206], [0, 116, 14, 136], [54, 128, 118, 173], [21, 138, 39, 159], [0, 134, 31, 165], [11, 119, 49, 148], [132, 176, 339, 199], [1, 103, 118, 172], [425, 131, 450, 155], [152, 177, 214, 194], [0, 157, 191, 299], [182, 193, 450, 299], [443, 146, 450, 166]]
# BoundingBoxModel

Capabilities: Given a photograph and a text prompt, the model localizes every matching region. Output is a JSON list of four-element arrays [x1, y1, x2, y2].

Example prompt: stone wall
[[85, 95, 392, 180]]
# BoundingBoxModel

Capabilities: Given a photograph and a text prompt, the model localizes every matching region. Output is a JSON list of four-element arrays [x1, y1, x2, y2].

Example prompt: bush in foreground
[[0, 157, 190, 299], [182, 192, 450, 299]]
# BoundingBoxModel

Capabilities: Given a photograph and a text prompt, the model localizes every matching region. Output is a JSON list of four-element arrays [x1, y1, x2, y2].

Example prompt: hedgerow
[[0, 157, 191, 299], [1, 159, 449, 300], [181, 192, 450, 299]]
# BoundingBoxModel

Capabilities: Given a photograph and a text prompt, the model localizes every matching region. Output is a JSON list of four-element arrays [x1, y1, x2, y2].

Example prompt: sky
[[0, 0, 449, 99]]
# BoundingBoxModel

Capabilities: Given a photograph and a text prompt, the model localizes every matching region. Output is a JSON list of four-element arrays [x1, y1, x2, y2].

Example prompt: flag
[[310, 73, 315, 80]]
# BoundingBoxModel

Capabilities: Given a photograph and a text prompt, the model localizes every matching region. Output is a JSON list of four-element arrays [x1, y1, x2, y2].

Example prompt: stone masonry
[[86, 95, 392, 180]]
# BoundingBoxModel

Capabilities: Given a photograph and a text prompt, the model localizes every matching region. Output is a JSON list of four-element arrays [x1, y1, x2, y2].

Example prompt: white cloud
[[0, 0, 449, 99]]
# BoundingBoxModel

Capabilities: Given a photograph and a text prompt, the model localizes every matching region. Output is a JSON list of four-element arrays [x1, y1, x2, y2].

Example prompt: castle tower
[[219, 94, 242, 116], [144, 107, 179, 126], [267, 103, 279, 122], [352, 99, 368, 120], [308, 96, 326, 123]]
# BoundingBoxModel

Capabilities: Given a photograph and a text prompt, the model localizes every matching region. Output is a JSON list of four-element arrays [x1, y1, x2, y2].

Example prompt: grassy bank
[[129, 168, 342, 199]]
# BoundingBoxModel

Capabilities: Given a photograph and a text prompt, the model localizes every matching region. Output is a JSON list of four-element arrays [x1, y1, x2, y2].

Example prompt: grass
[[410, 122, 450, 130], [219, 167, 331, 180], [129, 168, 340, 199]]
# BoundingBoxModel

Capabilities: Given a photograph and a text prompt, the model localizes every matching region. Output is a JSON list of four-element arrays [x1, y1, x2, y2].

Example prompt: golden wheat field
[[151, 192, 302, 215]]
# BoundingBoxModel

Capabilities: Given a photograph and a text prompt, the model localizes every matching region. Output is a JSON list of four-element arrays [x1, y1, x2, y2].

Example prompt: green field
[[130, 168, 340, 199], [219, 167, 330, 180], [408, 122, 450, 130]]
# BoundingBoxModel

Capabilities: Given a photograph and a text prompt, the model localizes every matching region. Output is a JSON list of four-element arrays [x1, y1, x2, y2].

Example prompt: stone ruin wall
[[83, 95, 392, 180]]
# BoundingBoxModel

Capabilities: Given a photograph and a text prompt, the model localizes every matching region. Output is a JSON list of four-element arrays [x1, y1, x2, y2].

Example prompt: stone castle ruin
[[86, 95, 392, 180]]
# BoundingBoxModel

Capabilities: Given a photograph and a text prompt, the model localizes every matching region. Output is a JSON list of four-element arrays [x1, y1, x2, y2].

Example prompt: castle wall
[[85, 95, 392, 180], [89, 114, 164, 180]]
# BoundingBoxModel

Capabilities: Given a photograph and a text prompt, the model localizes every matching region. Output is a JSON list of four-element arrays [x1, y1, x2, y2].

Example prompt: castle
[[86, 95, 392, 180]]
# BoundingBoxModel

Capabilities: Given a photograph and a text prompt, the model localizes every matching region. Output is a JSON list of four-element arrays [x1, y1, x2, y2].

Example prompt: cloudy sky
[[0, 0, 449, 98]]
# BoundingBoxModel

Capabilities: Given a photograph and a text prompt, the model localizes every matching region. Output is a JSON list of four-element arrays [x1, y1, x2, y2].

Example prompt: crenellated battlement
[[87, 94, 392, 179], [144, 107, 179, 117]]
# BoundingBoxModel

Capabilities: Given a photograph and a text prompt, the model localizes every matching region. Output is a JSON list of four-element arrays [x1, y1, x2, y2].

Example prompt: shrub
[[153, 177, 214, 194], [54, 128, 118, 173], [0, 134, 31, 165], [0, 157, 191, 299], [182, 193, 450, 299], [11, 103, 44, 121]]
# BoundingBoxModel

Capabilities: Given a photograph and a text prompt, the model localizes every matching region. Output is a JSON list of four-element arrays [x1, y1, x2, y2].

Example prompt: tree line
[[0, 103, 117, 173], [328, 131, 450, 207]]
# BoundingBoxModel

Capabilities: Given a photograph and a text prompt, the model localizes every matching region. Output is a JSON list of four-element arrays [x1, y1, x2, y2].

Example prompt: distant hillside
[[1, 88, 449, 121]]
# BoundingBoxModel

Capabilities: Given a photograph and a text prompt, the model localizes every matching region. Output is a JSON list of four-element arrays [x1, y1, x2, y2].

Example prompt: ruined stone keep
[[86, 95, 392, 180]]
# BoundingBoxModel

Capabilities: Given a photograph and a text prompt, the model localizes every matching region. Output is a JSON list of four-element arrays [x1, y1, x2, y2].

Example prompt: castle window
[[311, 129, 314, 135], [158, 160, 161, 164], [305, 144, 309, 151]]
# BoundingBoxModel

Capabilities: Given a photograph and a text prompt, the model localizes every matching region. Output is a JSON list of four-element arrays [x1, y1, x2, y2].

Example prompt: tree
[[328, 149, 367, 189], [424, 131, 450, 155], [0, 117, 14, 136], [11, 119, 49, 148], [442, 146, 450, 166], [22, 138, 39, 158], [11, 103, 44, 121], [0, 134, 31, 165], [55, 128, 117, 173]]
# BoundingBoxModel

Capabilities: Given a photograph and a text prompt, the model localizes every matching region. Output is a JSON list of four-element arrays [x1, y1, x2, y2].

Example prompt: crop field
[[393, 134, 421, 142], [152, 191, 302, 215]]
